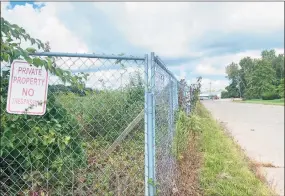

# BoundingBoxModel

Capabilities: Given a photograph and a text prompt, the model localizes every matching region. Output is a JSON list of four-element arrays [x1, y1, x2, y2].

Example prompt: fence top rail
[[153, 55, 178, 82], [31, 52, 146, 61]]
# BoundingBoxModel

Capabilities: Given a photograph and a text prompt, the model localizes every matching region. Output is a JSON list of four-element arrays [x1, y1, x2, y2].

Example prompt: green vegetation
[[221, 49, 284, 101], [173, 110, 201, 160], [39, 83, 144, 195], [1, 17, 145, 195], [55, 78, 145, 195], [174, 77, 202, 159], [57, 73, 144, 142], [179, 77, 202, 112], [234, 98, 284, 106], [173, 100, 273, 195], [1, 17, 89, 195], [191, 103, 274, 196]]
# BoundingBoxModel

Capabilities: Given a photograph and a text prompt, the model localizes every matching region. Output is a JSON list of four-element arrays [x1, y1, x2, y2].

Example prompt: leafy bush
[[261, 91, 281, 100]]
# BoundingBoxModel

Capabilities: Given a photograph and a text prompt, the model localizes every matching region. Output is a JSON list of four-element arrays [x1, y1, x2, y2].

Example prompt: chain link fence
[[151, 55, 179, 195], [1, 52, 193, 196]]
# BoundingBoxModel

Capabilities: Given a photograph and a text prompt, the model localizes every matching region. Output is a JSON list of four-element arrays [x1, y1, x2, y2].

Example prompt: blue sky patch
[[8, 1, 45, 10]]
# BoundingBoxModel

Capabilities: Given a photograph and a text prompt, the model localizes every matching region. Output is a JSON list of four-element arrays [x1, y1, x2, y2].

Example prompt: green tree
[[238, 56, 255, 97], [221, 90, 230, 98], [277, 78, 284, 98], [261, 49, 284, 85], [272, 54, 284, 82], [225, 62, 239, 81], [225, 80, 239, 98], [261, 49, 276, 62], [225, 62, 242, 97], [244, 59, 276, 99], [224, 49, 283, 100]]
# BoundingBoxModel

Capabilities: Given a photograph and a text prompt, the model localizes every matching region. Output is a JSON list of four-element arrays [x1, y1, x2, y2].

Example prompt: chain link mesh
[[1, 53, 146, 196], [1, 52, 193, 196], [152, 56, 176, 195], [151, 56, 192, 195]]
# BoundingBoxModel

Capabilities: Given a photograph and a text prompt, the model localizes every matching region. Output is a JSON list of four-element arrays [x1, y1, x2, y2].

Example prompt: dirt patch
[[251, 161, 281, 168], [174, 134, 203, 196], [248, 161, 268, 183]]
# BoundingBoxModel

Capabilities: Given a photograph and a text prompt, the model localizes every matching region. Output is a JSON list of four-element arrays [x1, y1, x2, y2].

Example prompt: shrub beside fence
[[1, 51, 196, 196]]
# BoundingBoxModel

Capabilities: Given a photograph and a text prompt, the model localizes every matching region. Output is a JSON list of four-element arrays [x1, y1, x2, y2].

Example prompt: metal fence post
[[151, 52, 156, 194], [146, 52, 155, 196], [144, 54, 149, 196]]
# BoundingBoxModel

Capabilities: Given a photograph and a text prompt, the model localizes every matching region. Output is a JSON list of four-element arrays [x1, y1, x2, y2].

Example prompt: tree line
[[221, 49, 284, 100]]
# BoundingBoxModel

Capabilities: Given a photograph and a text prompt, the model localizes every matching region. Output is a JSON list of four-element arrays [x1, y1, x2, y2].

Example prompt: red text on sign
[[22, 88, 35, 96], [13, 77, 45, 86], [18, 67, 42, 76]]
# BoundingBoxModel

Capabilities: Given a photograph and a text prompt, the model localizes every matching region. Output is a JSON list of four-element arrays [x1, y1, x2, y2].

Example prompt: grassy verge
[[234, 98, 284, 106], [176, 102, 274, 196]]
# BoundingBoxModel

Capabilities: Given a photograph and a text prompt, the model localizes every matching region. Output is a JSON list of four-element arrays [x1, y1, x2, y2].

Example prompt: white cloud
[[166, 48, 284, 79], [224, 2, 284, 34], [195, 64, 225, 76], [93, 2, 284, 58], [3, 2, 283, 59], [1, 2, 89, 53], [3, 2, 283, 60], [193, 48, 284, 76]]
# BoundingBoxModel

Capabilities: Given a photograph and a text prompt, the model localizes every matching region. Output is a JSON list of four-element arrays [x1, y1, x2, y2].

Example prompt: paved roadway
[[202, 99, 284, 196]]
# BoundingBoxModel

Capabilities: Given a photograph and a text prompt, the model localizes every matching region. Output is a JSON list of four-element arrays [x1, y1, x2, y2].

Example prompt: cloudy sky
[[2, 1, 284, 92]]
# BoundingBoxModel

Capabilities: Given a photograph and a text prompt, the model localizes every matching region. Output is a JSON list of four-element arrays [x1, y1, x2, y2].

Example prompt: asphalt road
[[202, 100, 284, 196]]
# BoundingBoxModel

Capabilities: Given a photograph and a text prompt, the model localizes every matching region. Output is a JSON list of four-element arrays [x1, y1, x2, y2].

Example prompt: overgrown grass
[[173, 110, 201, 160], [57, 89, 144, 142], [193, 102, 275, 196], [174, 111, 203, 196], [53, 90, 145, 195], [234, 98, 284, 106]]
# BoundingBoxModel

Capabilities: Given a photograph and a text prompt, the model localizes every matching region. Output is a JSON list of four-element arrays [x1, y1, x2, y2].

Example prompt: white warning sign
[[6, 60, 49, 115]]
